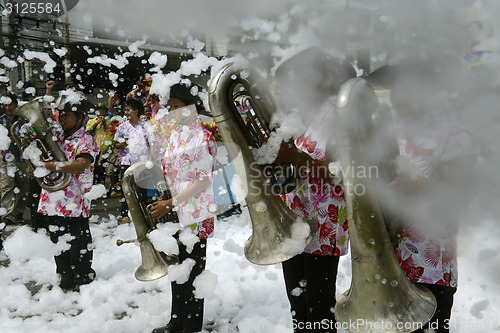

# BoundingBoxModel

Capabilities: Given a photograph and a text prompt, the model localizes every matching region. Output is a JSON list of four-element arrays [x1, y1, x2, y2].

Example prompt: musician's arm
[[42, 155, 93, 174]]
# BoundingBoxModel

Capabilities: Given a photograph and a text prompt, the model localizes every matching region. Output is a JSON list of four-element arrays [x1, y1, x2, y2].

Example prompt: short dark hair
[[5, 93, 18, 106], [169, 83, 207, 114], [56, 91, 92, 115], [125, 98, 144, 116]]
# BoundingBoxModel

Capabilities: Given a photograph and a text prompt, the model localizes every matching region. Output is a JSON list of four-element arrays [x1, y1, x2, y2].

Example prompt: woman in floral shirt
[[36, 91, 100, 292], [149, 84, 217, 333], [273, 47, 356, 333]]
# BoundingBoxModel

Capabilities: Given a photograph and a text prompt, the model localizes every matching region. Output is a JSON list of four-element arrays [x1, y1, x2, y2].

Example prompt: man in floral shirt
[[149, 84, 217, 333], [0, 93, 29, 226], [273, 48, 356, 333], [36, 90, 100, 292]]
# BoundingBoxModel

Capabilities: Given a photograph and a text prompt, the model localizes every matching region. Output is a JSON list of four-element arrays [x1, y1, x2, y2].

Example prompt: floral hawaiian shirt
[[393, 112, 476, 288], [281, 99, 349, 256], [162, 117, 217, 239], [395, 223, 458, 287], [37, 123, 100, 218], [114, 120, 155, 165], [85, 117, 117, 159]]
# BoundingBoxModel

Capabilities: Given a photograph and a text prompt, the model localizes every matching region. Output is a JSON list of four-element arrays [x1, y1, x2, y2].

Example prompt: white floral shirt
[[162, 118, 217, 238], [114, 121, 155, 165]]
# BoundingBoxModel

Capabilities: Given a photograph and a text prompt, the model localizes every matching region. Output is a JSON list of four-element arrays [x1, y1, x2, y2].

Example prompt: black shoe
[[61, 285, 80, 293], [152, 322, 183, 333]]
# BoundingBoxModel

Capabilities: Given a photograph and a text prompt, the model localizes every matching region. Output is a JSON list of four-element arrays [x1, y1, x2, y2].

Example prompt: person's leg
[[412, 283, 457, 333], [13, 161, 29, 222], [168, 276, 185, 331], [282, 253, 308, 332], [33, 212, 48, 231], [159, 236, 207, 333], [95, 163, 105, 185], [303, 253, 339, 333], [104, 160, 115, 194], [27, 177, 42, 229], [69, 217, 95, 286], [0, 162, 17, 224], [180, 238, 207, 332], [120, 165, 130, 220], [47, 216, 75, 290]]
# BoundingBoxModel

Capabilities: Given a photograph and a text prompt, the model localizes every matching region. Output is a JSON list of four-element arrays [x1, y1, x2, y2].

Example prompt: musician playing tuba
[[32, 90, 100, 292], [0, 93, 30, 226], [149, 83, 217, 333], [272, 47, 356, 333]]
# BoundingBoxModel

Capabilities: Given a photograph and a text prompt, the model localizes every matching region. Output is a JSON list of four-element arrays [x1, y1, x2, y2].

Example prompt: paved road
[[90, 195, 124, 220]]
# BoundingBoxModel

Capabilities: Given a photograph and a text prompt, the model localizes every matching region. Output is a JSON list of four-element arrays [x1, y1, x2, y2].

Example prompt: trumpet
[[10, 98, 72, 191], [116, 161, 178, 281], [208, 62, 318, 265]]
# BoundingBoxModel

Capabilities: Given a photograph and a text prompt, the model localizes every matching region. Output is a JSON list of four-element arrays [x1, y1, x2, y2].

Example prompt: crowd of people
[[0, 47, 479, 333], [0, 75, 221, 333]]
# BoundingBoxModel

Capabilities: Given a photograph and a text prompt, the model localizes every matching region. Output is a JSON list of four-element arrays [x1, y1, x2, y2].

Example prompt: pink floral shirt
[[162, 118, 217, 239], [281, 99, 349, 256], [393, 112, 476, 287], [38, 124, 100, 218]]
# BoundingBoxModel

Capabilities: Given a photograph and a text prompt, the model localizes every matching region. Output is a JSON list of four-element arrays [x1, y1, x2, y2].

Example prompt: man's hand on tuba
[[274, 140, 338, 184]]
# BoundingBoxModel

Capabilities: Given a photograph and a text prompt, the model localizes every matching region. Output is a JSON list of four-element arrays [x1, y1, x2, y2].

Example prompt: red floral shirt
[[395, 223, 457, 287], [281, 99, 349, 256], [393, 113, 475, 287], [37, 124, 100, 218]]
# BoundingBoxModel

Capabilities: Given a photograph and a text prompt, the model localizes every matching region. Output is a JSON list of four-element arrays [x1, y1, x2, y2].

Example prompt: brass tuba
[[10, 98, 72, 191], [208, 62, 318, 265], [333, 78, 436, 332], [116, 160, 178, 281]]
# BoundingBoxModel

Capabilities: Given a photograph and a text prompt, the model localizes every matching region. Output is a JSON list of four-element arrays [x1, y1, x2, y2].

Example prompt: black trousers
[[413, 283, 457, 333], [38, 214, 95, 286], [27, 178, 42, 229], [170, 237, 207, 332], [282, 252, 340, 333], [94, 162, 106, 185]]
